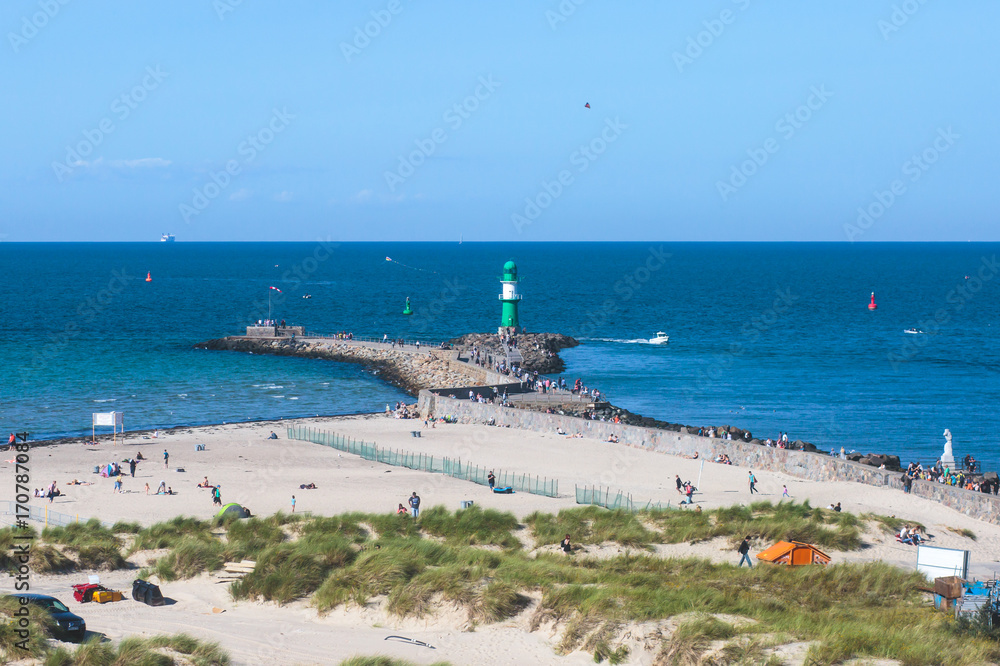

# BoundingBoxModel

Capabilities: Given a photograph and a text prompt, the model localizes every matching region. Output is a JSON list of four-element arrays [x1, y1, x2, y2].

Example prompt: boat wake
[[582, 337, 663, 345]]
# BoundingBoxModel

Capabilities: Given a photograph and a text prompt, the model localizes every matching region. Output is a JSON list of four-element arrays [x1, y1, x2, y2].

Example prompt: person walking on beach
[[129, 458, 137, 478], [291, 495, 296, 513], [144, 483, 150, 495], [488, 471, 496, 491], [737, 536, 753, 568], [408, 491, 421, 518], [676, 475, 683, 494], [782, 485, 789, 498], [748, 471, 758, 494], [7, 432, 14, 451], [163, 449, 169, 469], [213, 486, 222, 506], [685, 482, 694, 506]]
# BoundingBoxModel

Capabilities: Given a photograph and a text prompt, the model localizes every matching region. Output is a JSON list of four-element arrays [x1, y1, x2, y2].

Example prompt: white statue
[[941, 429, 954, 465]]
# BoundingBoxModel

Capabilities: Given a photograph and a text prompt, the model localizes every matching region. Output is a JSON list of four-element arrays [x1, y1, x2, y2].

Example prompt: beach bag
[[493, 486, 514, 494]]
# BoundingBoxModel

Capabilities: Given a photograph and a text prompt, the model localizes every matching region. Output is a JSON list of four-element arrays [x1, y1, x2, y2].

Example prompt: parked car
[[9, 594, 86, 642]]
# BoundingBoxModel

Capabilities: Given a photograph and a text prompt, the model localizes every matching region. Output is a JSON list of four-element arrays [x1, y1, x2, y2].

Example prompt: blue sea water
[[2, 242, 998, 469]]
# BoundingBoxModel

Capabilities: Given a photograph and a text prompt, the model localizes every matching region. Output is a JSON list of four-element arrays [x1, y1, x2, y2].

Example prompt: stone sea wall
[[198, 337, 508, 395], [420, 392, 1000, 526]]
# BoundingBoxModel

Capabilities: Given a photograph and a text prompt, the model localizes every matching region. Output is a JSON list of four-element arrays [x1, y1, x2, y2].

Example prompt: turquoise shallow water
[[2, 242, 998, 469]]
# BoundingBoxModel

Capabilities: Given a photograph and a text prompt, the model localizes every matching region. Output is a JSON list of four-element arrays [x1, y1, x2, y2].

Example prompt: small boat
[[302, 294, 312, 299], [904, 328, 925, 335], [160, 233, 175, 242], [649, 331, 670, 345]]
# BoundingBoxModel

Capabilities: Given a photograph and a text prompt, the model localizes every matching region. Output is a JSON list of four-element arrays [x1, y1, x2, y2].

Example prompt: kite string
[[385, 257, 438, 274]]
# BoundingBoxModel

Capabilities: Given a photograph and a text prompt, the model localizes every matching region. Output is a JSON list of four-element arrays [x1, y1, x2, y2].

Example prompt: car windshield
[[44, 599, 70, 612]]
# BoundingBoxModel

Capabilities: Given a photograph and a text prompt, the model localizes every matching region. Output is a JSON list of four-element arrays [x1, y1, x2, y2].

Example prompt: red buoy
[[868, 292, 877, 310], [146, 271, 152, 282]]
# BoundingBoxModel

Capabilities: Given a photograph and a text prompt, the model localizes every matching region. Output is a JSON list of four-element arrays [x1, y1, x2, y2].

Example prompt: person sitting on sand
[[198, 477, 211, 488], [136, 451, 145, 460], [156, 481, 167, 494], [396, 503, 408, 515], [561, 534, 572, 553], [556, 427, 566, 435], [268, 431, 278, 440], [300, 483, 317, 489], [167, 487, 174, 495]]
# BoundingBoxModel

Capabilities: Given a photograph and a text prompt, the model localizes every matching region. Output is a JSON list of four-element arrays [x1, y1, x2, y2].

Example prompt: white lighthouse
[[498, 260, 522, 334]]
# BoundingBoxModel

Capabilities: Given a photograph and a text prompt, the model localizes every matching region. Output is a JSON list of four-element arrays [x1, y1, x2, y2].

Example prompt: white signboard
[[93, 412, 116, 426], [916, 544, 969, 580], [92, 412, 123, 426]]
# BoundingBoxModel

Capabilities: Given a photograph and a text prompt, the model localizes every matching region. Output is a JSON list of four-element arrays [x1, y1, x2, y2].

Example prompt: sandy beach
[[7, 414, 1000, 665]]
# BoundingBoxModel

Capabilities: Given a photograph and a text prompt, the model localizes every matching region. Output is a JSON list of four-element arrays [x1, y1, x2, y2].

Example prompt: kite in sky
[[584, 102, 591, 108], [385, 257, 438, 274]]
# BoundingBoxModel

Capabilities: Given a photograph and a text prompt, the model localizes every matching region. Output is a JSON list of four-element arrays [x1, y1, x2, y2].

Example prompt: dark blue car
[[9, 594, 86, 642]]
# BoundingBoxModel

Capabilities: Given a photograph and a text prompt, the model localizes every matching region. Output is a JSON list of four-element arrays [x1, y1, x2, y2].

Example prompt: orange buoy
[[868, 292, 877, 310], [146, 271, 152, 282]]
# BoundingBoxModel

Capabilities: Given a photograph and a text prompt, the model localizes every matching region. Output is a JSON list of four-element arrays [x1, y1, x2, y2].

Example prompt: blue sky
[[1, 1, 996, 241]]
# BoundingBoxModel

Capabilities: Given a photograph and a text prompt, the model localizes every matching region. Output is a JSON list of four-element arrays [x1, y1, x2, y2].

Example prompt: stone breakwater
[[448, 332, 578, 374], [419, 392, 1000, 526], [196, 336, 513, 396]]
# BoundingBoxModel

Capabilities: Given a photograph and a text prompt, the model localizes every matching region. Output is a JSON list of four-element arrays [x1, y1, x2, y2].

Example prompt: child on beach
[[145, 483, 150, 495], [396, 503, 408, 515], [291, 495, 296, 513], [782, 485, 789, 497]]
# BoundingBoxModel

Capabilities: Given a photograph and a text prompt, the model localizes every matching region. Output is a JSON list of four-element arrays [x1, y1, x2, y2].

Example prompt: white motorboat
[[649, 331, 670, 344], [904, 328, 925, 334], [160, 233, 175, 242]]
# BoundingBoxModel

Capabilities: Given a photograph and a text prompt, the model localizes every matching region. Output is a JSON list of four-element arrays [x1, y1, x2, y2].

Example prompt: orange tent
[[756, 540, 831, 566]]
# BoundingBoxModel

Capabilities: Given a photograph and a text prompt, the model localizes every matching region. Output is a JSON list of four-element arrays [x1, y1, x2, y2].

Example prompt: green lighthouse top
[[502, 260, 517, 280]]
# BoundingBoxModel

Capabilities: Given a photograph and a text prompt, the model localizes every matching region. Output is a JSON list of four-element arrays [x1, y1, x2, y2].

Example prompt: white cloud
[[108, 157, 172, 169], [352, 189, 373, 203], [230, 188, 252, 201]]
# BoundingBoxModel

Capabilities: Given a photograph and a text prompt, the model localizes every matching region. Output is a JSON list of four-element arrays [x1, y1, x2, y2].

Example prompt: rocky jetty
[[197, 337, 494, 396], [447, 332, 578, 373]]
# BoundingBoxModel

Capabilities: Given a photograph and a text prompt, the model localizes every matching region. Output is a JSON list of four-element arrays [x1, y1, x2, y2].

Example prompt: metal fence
[[287, 426, 559, 498], [0, 500, 112, 529], [574, 485, 669, 512]]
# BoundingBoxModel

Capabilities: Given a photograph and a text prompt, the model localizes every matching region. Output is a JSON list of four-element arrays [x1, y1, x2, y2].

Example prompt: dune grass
[[418, 505, 522, 549], [0, 594, 53, 660], [17, 504, 1000, 664], [525, 505, 657, 548], [648, 500, 863, 550], [43, 633, 229, 666], [131, 516, 215, 552]]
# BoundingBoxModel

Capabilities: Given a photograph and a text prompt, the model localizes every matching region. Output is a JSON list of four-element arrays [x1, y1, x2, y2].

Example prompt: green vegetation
[[0, 594, 53, 660], [131, 516, 215, 551], [43, 633, 229, 666], [861, 512, 926, 535], [647, 500, 863, 550], [947, 526, 977, 540], [7, 503, 999, 664], [526, 505, 656, 548], [419, 504, 521, 549]]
